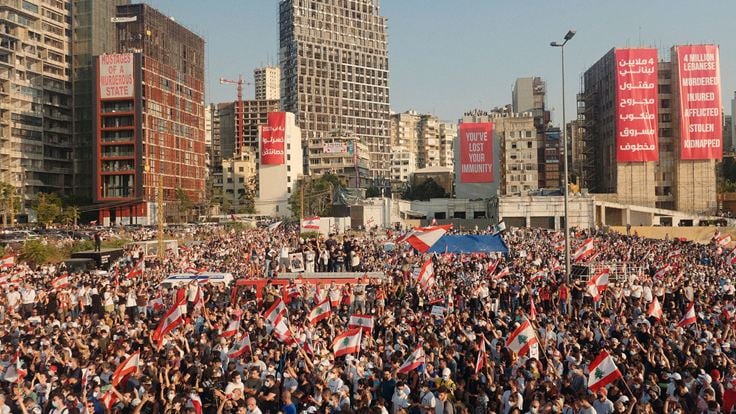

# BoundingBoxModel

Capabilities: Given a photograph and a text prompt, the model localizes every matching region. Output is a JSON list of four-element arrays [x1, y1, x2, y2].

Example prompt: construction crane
[[219, 75, 253, 155]]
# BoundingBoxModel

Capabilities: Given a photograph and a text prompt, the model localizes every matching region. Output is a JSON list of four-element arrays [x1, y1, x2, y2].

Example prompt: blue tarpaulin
[[426, 234, 509, 255]]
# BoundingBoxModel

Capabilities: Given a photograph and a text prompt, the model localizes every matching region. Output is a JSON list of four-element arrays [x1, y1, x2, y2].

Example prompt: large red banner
[[676, 45, 722, 160], [459, 123, 493, 183], [615, 48, 658, 162], [261, 112, 286, 165]]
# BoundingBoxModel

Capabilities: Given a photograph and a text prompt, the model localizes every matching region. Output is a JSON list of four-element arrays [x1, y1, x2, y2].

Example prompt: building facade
[[256, 112, 303, 216], [214, 149, 257, 214], [579, 46, 719, 214], [254, 66, 280, 101], [389, 110, 455, 176], [279, 0, 390, 177], [72, 0, 129, 199], [496, 113, 538, 196], [218, 98, 280, 160], [93, 4, 205, 225], [0, 0, 74, 211], [512, 77, 546, 120], [306, 129, 370, 188], [439, 121, 456, 171]]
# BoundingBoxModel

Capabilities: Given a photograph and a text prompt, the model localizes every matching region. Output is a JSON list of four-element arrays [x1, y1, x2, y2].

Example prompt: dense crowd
[[0, 223, 734, 414]]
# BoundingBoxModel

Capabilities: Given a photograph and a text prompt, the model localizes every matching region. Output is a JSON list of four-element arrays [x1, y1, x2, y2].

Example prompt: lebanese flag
[[272, 316, 296, 344], [505, 319, 538, 356], [475, 335, 488, 375], [648, 297, 663, 320], [126, 260, 145, 279], [666, 250, 682, 260], [81, 367, 89, 392], [333, 328, 362, 357], [718, 235, 732, 247], [553, 240, 564, 252], [221, 318, 240, 338], [152, 303, 185, 348], [487, 259, 500, 275], [727, 247, 736, 266], [2, 352, 26, 383], [147, 294, 166, 312], [188, 393, 203, 414], [111, 352, 140, 386], [329, 289, 342, 308], [282, 284, 301, 303], [348, 314, 374, 333], [0, 255, 15, 269], [308, 298, 332, 325], [677, 303, 697, 327], [654, 265, 671, 279], [404, 227, 449, 253], [530, 270, 546, 282], [494, 267, 511, 281], [397, 344, 425, 374], [529, 297, 537, 321], [302, 216, 320, 230], [101, 390, 117, 411], [228, 334, 252, 359], [175, 287, 188, 315], [573, 238, 596, 262], [413, 224, 453, 233], [51, 274, 70, 290], [263, 298, 287, 328], [587, 350, 623, 392], [416, 259, 435, 291], [586, 268, 610, 302]]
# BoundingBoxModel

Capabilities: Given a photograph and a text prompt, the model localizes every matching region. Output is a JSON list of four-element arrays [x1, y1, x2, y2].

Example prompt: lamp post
[[550, 29, 575, 284]]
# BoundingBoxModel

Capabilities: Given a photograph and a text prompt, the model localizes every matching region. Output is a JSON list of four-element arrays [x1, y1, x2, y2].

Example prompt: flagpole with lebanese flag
[[677, 302, 697, 328], [111, 351, 140, 387]]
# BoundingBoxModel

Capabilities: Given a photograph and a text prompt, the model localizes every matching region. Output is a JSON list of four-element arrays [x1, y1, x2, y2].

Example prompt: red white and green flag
[[308, 297, 332, 325], [475, 335, 488, 375], [505, 319, 538, 356], [348, 314, 374, 333], [227, 334, 252, 359], [677, 302, 697, 327], [333, 328, 362, 357], [648, 297, 663, 320], [397, 344, 425, 374], [586, 268, 610, 302], [587, 350, 623, 392]]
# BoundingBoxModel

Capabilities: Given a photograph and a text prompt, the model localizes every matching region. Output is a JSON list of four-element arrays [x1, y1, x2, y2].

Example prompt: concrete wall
[[608, 225, 732, 244], [498, 195, 595, 230]]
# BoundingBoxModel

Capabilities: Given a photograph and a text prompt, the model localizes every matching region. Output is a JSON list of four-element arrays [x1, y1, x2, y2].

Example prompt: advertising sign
[[615, 48, 658, 162], [459, 122, 493, 183], [98, 53, 134, 99], [676, 45, 722, 160], [323, 142, 348, 154], [261, 112, 286, 165]]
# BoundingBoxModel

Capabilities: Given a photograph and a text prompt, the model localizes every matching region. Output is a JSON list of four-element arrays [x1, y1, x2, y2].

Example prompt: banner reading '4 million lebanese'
[[676, 45, 722, 160], [615, 48, 658, 162]]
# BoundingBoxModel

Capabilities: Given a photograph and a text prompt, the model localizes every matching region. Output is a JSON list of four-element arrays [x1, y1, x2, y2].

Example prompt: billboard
[[676, 45, 722, 160], [323, 142, 349, 154], [261, 112, 286, 165], [98, 53, 134, 99], [615, 48, 658, 162], [459, 122, 493, 183]]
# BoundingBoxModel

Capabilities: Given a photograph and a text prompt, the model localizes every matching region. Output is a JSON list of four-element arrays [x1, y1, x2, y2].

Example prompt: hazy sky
[[146, 0, 736, 124]]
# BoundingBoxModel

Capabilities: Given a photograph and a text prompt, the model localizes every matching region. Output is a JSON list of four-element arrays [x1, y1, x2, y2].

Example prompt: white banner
[[111, 16, 137, 23]]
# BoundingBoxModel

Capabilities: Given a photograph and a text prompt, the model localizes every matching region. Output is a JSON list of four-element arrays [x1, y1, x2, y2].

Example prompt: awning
[[403, 210, 426, 218], [427, 234, 509, 254]]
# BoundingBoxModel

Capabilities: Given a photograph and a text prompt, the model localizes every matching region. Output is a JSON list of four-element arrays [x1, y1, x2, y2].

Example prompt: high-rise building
[[0, 0, 74, 210], [254, 66, 280, 101], [512, 77, 547, 124], [206, 103, 222, 169], [389, 110, 455, 175], [92, 4, 205, 225], [72, 0, 129, 199], [279, 0, 390, 177], [256, 112, 303, 216], [579, 46, 720, 214], [218, 98, 280, 160], [731, 92, 736, 151]]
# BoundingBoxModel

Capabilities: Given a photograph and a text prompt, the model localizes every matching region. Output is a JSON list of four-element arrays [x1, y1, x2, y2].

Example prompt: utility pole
[[157, 173, 165, 260]]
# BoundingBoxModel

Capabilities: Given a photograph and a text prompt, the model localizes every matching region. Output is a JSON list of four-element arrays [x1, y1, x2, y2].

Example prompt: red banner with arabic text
[[615, 48, 658, 162], [261, 112, 286, 165], [676, 45, 722, 160]]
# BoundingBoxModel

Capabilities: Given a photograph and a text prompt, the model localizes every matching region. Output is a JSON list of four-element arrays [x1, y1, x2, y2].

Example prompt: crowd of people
[[0, 222, 734, 414]]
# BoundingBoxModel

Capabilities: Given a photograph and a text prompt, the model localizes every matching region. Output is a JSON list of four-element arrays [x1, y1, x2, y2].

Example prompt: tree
[[34, 193, 63, 227], [62, 206, 80, 226], [0, 181, 18, 227], [237, 176, 257, 214], [402, 178, 449, 201], [288, 173, 340, 218], [365, 186, 381, 198], [175, 187, 193, 222]]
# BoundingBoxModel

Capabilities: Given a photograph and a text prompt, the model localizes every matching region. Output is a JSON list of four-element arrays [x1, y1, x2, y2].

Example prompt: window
[[238, 167, 244, 172], [660, 99, 670, 109], [238, 177, 244, 183]]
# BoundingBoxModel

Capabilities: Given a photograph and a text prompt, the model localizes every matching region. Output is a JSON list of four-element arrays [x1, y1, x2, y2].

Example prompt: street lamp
[[550, 29, 575, 284]]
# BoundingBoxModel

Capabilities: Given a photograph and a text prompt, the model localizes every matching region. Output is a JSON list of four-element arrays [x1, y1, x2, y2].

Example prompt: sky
[[145, 0, 736, 124]]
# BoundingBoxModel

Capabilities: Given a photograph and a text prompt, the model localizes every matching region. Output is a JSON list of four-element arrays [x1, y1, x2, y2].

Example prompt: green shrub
[[300, 231, 321, 240], [21, 240, 66, 266]]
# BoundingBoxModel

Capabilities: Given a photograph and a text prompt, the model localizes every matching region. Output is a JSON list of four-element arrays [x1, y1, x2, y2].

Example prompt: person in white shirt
[[6, 287, 20, 314], [20, 285, 36, 317], [419, 383, 436, 414], [391, 382, 411, 413]]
